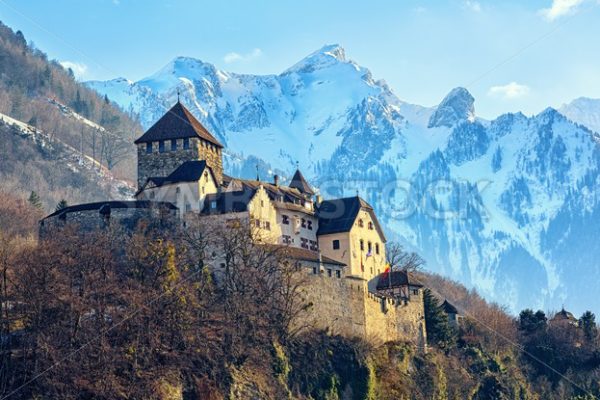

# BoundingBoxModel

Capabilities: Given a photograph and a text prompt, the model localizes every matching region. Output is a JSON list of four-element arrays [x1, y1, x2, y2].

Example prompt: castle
[[41, 101, 427, 346]]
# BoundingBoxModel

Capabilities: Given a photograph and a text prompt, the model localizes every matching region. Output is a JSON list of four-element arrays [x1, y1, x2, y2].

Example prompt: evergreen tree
[[423, 288, 456, 349], [518, 309, 547, 334], [28, 191, 42, 209], [579, 311, 597, 341], [55, 199, 68, 212], [104, 94, 110, 105]]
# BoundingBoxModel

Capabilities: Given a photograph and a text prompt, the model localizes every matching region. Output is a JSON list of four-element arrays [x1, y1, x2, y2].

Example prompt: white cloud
[[464, 0, 482, 12], [540, 0, 584, 20], [488, 82, 531, 99], [223, 48, 263, 64], [59, 61, 88, 80]]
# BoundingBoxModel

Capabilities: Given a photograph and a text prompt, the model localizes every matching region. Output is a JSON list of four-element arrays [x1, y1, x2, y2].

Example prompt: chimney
[[273, 174, 279, 186]]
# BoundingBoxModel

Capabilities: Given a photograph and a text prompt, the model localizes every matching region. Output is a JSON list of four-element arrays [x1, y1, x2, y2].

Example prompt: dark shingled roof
[[289, 169, 315, 195], [261, 245, 346, 267], [135, 161, 215, 196], [43, 201, 178, 220], [552, 308, 577, 322], [163, 160, 212, 184], [201, 188, 256, 215], [441, 300, 459, 315], [317, 196, 386, 241], [375, 269, 423, 291], [134, 101, 223, 147]]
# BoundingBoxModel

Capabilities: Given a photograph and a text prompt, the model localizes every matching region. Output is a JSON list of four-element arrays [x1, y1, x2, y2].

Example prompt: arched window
[[375, 243, 380, 255], [368, 221, 374, 230], [360, 239, 364, 251], [358, 219, 364, 228]]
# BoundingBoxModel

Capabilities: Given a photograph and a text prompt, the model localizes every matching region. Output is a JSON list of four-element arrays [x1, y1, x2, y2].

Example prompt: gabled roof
[[289, 169, 315, 195], [134, 101, 223, 147], [441, 300, 459, 315], [226, 178, 310, 208], [375, 269, 423, 291], [552, 308, 577, 322], [317, 196, 386, 241], [200, 188, 256, 215], [135, 161, 215, 196]]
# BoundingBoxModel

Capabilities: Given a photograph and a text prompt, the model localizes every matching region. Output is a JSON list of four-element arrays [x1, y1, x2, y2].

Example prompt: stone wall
[[39, 202, 178, 238], [137, 137, 224, 188], [299, 268, 427, 350]]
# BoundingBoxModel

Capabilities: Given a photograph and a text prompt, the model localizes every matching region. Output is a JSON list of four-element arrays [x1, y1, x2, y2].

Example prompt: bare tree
[[386, 241, 425, 272], [99, 129, 131, 170]]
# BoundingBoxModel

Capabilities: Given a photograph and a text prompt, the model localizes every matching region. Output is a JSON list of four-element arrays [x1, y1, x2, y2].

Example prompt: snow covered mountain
[[559, 97, 600, 134], [87, 45, 600, 314]]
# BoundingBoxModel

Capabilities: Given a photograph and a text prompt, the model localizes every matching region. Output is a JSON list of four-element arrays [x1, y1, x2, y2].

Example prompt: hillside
[[0, 21, 140, 211], [1, 198, 598, 399], [87, 45, 600, 315]]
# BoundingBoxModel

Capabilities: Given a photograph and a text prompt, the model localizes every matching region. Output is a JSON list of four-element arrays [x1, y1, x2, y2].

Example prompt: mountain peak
[[283, 44, 348, 75], [428, 87, 475, 128]]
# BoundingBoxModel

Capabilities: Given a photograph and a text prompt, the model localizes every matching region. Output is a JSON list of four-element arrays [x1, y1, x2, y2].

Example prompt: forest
[[0, 191, 599, 399], [0, 21, 141, 210]]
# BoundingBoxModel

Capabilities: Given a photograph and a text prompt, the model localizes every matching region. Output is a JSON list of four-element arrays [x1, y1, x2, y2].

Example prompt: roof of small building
[[227, 178, 311, 208], [135, 161, 216, 196], [441, 300, 459, 315], [289, 169, 315, 195], [261, 244, 346, 267], [317, 196, 386, 241], [201, 188, 256, 215], [134, 101, 223, 147], [375, 269, 423, 291], [42, 200, 178, 220], [551, 308, 577, 322]]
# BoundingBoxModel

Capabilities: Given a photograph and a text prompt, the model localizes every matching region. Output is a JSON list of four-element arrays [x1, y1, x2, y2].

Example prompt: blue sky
[[1, 0, 599, 119]]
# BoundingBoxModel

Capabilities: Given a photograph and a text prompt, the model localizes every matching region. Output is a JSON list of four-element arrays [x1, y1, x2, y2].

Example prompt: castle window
[[301, 218, 306, 228], [312, 266, 318, 275], [146, 143, 153, 153], [185, 203, 191, 212], [412, 289, 419, 295], [202, 186, 205, 194], [368, 241, 372, 253], [358, 219, 364, 228], [327, 269, 332, 277], [175, 187, 181, 194], [300, 238, 309, 249], [282, 235, 292, 244], [376, 243, 380, 255], [332, 240, 340, 250], [149, 191, 155, 199], [171, 139, 177, 151], [368, 221, 374, 230], [183, 138, 190, 150], [204, 171, 209, 182], [282, 215, 290, 225], [255, 219, 261, 228], [360, 239, 364, 251], [307, 220, 313, 230], [309, 240, 318, 251], [336, 270, 341, 278], [261, 200, 264, 207], [159, 140, 165, 153], [264, 221, 271, 230]]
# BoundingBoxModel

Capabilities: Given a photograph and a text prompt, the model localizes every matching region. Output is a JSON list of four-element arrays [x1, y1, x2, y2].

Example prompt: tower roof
[[288, 169, 315, 195], [134, 101, 223, 147], [441, 300, 459, 315]]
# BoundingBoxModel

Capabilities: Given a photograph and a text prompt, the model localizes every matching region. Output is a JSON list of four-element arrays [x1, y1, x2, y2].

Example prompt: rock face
[[428, 87, 475, 128], [87, 46, 600, 315]]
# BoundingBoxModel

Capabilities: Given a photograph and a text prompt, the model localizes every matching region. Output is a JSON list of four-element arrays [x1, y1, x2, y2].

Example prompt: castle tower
[[134, 101, 224, 188]]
